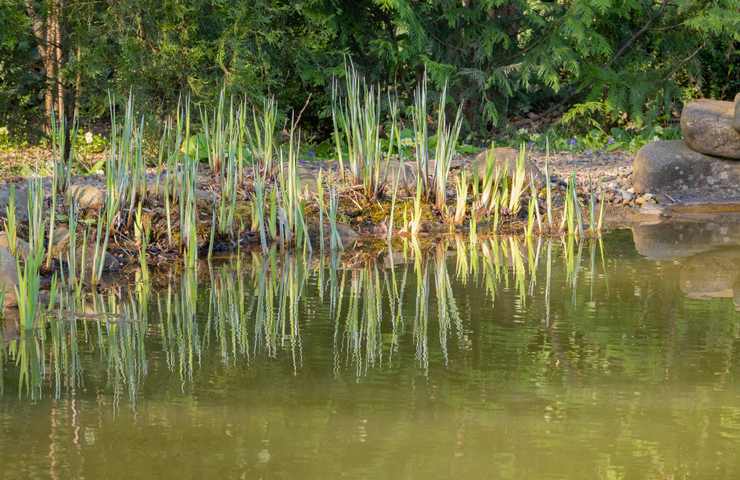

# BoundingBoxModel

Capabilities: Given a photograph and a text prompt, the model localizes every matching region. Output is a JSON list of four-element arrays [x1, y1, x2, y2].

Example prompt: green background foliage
[[1, 0, 738, 141]]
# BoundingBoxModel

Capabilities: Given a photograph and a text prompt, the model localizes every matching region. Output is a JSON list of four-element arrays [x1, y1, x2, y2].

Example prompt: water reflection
[[0, 232, 737, 403], [633, 218, 740, 310], [1, 232, 739, 479]]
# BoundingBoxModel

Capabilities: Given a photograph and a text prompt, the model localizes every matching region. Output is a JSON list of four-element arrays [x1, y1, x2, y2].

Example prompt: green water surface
[[1, 230, 739, 479]]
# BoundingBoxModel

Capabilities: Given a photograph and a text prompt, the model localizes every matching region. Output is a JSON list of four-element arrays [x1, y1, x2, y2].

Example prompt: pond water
[[1, 229, 739, 479]]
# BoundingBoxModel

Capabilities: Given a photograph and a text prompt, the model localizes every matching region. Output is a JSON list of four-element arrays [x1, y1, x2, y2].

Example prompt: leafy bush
[[0, 0, 737, 143]]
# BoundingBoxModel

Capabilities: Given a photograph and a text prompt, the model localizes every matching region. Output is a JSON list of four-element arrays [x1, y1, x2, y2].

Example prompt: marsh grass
[[507, 146, 528, 215], [4, 185, 17, 256], [332, 61, 391, 199], [276, 120, 312, 252], [412, 70, 430, 196], [453, 171, 468, 226], [432, 83, 463, 211], [248, 96, 278, 177], [16, 178, 46, 330], [328, 188, 342, 250]]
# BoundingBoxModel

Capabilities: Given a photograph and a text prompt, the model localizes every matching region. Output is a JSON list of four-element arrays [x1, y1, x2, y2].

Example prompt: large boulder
[[0, 247, 18, 308], [633, 140, 740, 196], [680, 99, 740, 159], [67, 182, 105, 210]]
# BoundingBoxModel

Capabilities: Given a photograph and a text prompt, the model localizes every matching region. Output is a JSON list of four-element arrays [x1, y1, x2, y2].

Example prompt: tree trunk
[[26, 0, 66, 133], [73, 46, 81, 122], [54, 0, 65, 121], [26, 0, 53, 130]]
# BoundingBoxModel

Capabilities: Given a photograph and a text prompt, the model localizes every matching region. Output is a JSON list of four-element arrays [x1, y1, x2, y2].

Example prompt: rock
[[680, 99, 740, 159], [67, 183, 105, 210], [385, 160, 419, 189], [0, 227, 71, 263], [2, 313, 19, 344], [0, 182, 31, 222], [71, 243, 121, 274], [49, 226, 70, 258], [467, 147, 544, 184], [0, 247, 18, 308], [0, 232, 30, 260], [635, 193, 655, 206], [633, 140, 740, 196], [307, 221, 359, 247], [620, 190, 634, 203]]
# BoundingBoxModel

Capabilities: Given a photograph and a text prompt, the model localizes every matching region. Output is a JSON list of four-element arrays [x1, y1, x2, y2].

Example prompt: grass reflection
[[1, 235, 614, 401]]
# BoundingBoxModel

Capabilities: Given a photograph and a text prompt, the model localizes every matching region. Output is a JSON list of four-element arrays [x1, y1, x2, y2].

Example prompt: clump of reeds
[[276, 119, 311, 252], [16, 178, 45, 330], [331, 60, 393, 199], [560, 173, 583, 237], [4, 185, 17, 256], [431, 82, 463, 212], [328, 188, 343, 250], [202, 88, 242, 239], [410, 71, 463, 212], [247, 96, 278, 177], [508, 146, 528, 216], [401, 176, 424, 237], [50, 108, 74, 195], [453, 171, 468, 226], [587, 184, 606, 236], [315, 170, 343, 251]]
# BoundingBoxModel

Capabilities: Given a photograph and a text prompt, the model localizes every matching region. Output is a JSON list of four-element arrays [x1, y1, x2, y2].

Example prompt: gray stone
[[633, 140, 740, 196], [49, 226, 70, 258], [680, 99, 740, 159], [0, 182, 31, 222], [307, 221, 359, 247], [77, 244, 121, 273], [0, 247, 18, 308], [734, 93, 740, 133], [0, 232, 30, 260]]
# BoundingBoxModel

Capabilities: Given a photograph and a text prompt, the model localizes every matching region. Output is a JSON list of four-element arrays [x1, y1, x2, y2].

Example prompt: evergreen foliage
[[0, 0, 737, 139]]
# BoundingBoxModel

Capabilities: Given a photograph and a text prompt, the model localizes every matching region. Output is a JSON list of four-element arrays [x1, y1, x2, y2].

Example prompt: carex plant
[[332, 60, 398, 200]]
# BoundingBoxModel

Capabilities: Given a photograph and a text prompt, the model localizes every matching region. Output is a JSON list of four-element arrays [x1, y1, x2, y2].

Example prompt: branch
[[606, 0, 670, 68]]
